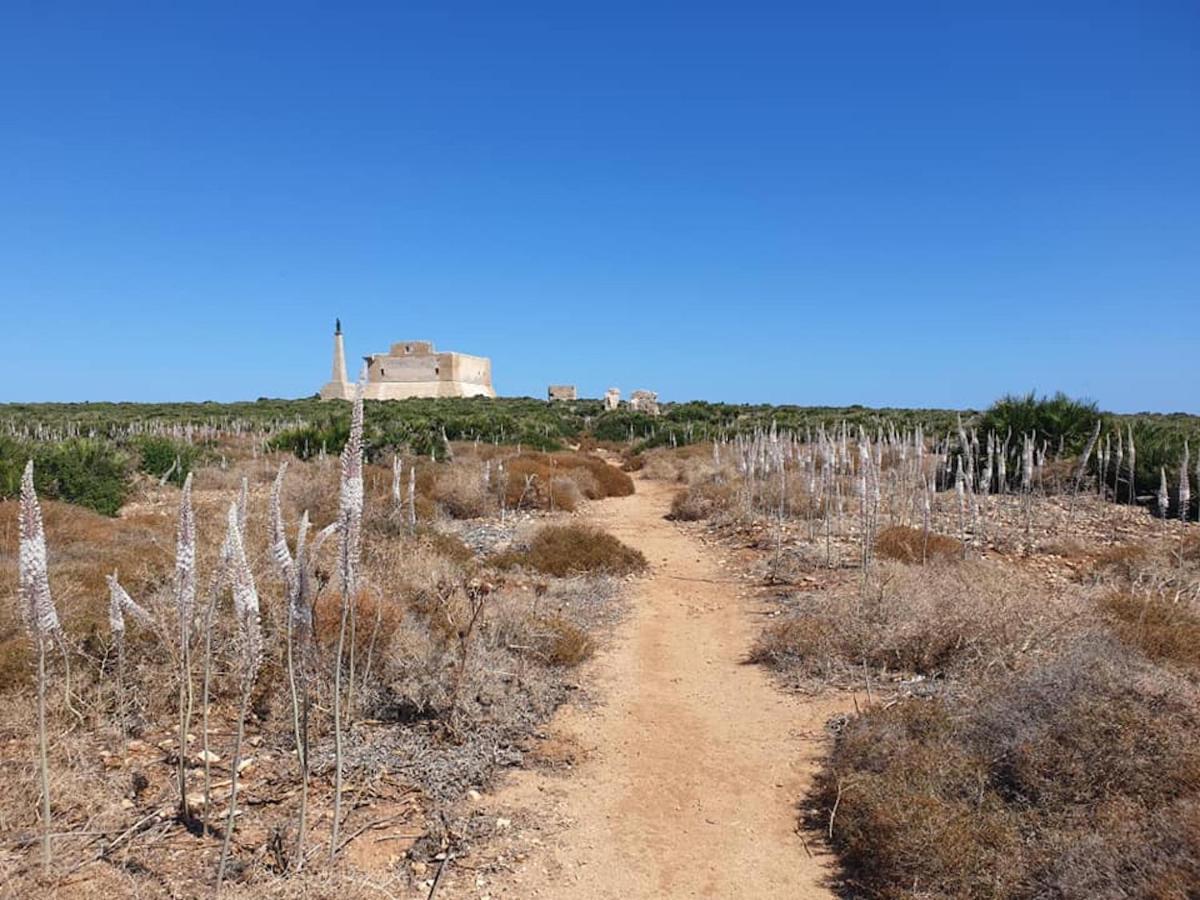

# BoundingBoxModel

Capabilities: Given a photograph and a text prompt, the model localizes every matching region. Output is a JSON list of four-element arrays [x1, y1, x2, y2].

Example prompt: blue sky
[[1, 1, 1196, 411]]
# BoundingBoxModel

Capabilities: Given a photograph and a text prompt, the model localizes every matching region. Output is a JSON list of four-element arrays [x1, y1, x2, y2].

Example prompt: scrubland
[[0, 409, 644, 896], [4, 392, 1200, 898], [639, 410, 1200, 899]]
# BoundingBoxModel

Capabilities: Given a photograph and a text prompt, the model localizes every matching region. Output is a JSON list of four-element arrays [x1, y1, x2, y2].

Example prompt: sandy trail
[[465, 474, 847, 899]]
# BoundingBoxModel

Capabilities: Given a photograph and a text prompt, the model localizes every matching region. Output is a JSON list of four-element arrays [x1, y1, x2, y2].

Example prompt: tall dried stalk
[[332, 380, 364, 861], [216, 503, 263, 891], [174, 474, 197, 822], [18, 462, 62, 876], [1179, 441, 1191, 523], [1127, 425, 1137, 506], [268, 462, 329, 872], [1066, 419, 1101, 535], [107, 572, 151, 752]]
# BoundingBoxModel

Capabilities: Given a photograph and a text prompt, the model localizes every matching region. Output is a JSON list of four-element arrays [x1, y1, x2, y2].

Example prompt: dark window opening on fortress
[[435, 367, 439, 374], [405, 345, 412, 353]]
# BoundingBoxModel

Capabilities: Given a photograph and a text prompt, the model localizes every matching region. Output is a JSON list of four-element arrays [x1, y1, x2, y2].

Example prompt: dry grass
[[813, 636, 1200, 899], [669, 481, 735, 521], [496, 452, 634, 512], [874, 525, 962, 564], [0, 442, 634, 892], [1101, 592, 1200, 669], [1086, 541, 1154, 580], [750, 560, 1087, 681], [491, 523, 647, 578], [427, 464, 492, 519]]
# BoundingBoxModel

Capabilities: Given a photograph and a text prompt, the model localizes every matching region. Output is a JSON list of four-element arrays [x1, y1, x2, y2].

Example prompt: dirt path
[[459, 476, 849, 899]]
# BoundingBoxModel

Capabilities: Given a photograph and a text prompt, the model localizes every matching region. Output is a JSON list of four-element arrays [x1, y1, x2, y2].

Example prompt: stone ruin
[[319, 321, 495, 400], [629, 390, 660, 416], [547, 384, 578, 402]]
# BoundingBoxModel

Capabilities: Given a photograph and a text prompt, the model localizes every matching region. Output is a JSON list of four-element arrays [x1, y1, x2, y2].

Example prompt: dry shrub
[[535, 615, 595, 666], [562, 466, 601, 500], [815, 635, 1200, 898], [669, 481, 735, 521], [874, 525, 962, 564], [311, 587, 405, 661], [1102, 592, 1200, 669], [1086, 541, 1153, 581], [0, 498, 178, 688], [429, 464, 492, 519], [1181, 533, 1200, 562], [417, 528, 475, 567], [283, 458, 341, 526], [493, 610, 594, 667], [492, 524, 647, 577], [501, 452, 633, 510], [750, 560, 1087, 680], [549, 476, 583, 512], [1038, 536, 1091, 561], [640, 452, 682, 481]]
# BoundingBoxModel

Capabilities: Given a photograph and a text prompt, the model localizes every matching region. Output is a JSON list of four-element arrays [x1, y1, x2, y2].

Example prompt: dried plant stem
[[215, 676, 253, 892], [331, 592, 350, 861], [346, 599, 357, 728], [37, 636, 52, 876], [200, 588, 218, 825], [285, 630, 310, 873], [176, 639, 192, 822], [115, 637, 127, 753]]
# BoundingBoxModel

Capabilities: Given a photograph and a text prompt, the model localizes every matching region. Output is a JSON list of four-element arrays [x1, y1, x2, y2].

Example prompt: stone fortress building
[[320, 320, 495, 400]]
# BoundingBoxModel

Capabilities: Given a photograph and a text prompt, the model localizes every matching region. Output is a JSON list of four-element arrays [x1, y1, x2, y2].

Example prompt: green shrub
[[978, 391, 1105, 456], [0, 436, 131, 516], [133, 435, 202, 486]]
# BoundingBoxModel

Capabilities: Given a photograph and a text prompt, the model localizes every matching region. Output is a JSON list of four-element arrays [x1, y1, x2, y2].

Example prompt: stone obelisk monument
[[319, 319, 353, 400]]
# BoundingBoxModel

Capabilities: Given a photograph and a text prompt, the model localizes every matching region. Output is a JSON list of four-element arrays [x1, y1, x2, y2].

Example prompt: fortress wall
[[370, 354, 439, 383], [440, 353, 491, 388]]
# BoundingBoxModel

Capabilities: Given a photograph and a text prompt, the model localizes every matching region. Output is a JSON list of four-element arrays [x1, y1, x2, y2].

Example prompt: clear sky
[[1, 1, 1196, 411]]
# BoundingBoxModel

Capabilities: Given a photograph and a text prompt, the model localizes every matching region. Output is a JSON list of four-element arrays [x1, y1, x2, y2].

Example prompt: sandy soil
[[449, 474, 850, 899]]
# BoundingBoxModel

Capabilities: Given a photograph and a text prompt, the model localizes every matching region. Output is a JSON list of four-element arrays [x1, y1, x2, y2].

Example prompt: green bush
[[977, 391, 1106, 455], [133, 435, 202, 486], [0, 436, 131, 516]]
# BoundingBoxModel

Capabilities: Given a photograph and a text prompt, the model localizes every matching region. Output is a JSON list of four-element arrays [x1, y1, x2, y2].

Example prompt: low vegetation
[[814, 636, 1200, 898], [0, 392, 643, 893], [641, 401, 1200, 899], [492, 523, 647, 577]]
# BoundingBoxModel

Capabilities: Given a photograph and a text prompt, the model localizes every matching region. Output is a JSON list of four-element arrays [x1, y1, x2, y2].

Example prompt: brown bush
[[640, 453, 682, 481], [874, 525, 962, 564], [669, 481, 736, 521], [814, 636, 1200, 898], [491, 524, 647, 577], [501, 452, 633, 511], [429, 465, 493, 519], [549, 476, 583, 512], [509, 613, 596, 667], [311, 587, 406, 662], [1086, 541, 1153, 581], [562, 466, 602, 500], [1101, 592, 1200, 669], [750, 560, 1088, 680]]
